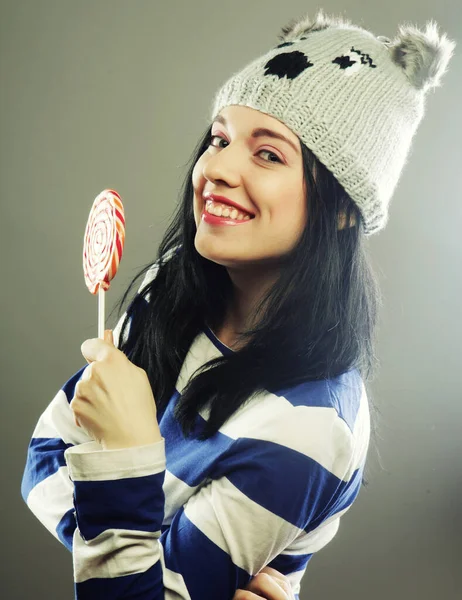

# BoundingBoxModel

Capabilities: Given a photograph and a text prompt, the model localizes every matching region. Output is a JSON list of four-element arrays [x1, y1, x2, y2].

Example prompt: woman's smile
[[201, 204, 254, 226]]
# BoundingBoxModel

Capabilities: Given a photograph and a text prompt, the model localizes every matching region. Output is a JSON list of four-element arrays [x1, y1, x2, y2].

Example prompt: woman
[[20, 9, 455, 600]]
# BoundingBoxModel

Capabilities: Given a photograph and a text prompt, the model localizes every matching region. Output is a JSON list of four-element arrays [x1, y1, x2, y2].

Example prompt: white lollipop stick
[[98, 287, 105, 340]]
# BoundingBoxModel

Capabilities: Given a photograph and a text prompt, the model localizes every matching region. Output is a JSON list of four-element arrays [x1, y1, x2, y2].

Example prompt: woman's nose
[[202, 143, 243, 184]]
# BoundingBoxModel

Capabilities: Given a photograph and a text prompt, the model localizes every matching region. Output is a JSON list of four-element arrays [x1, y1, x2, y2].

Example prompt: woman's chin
[[194, 236, 241, 267]]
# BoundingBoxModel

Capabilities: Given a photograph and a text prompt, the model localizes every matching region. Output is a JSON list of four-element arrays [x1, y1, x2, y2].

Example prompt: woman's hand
[[70, 330, 162, 450], [233, 567, 295, 599]]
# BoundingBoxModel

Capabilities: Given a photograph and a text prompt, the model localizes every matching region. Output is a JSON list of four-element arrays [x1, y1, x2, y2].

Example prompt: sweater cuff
[[64, 439, 166, 481]]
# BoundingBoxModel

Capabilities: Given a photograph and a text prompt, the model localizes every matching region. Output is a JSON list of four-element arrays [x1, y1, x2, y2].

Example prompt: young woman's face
[[192, 105, 307, 270]]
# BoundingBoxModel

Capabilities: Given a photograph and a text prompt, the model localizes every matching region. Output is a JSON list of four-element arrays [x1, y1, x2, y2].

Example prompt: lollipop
[[83, 189, 125, 339]]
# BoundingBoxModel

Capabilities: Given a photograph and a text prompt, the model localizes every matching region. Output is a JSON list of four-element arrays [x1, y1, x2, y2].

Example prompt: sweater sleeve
[[60, 393, 360, 600]]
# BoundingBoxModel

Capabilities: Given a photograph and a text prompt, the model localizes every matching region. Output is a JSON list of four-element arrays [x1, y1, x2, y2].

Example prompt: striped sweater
[[21, 258, 371, 599]]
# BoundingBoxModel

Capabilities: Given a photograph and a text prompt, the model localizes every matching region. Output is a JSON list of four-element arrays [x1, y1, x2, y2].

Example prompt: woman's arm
[[20, 262, 160, 551], [58, 392, 362, 599], [22, 371, 348, 599]]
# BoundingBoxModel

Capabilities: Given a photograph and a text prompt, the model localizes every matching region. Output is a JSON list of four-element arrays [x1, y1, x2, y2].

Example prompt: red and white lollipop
[[83, 189, 125, 339]]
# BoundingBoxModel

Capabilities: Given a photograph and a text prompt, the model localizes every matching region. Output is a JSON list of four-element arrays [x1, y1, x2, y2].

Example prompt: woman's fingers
[[244, 571, 292, 600], [232, 567, 295, 600], [258, 566, 291, 587]]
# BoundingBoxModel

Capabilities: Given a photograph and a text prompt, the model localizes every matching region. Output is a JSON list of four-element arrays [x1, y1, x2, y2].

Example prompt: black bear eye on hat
[[209, 8, 456, 236]]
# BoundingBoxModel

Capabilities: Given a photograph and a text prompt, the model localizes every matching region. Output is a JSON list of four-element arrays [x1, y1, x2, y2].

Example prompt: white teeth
[[205, 200, 251, 221]]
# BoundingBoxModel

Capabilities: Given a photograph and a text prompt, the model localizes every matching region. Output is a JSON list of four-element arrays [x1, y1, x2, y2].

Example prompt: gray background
[[1, 1, 461, 598]]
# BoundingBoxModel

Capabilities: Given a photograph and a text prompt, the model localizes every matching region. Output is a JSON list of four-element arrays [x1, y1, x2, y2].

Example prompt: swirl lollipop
[[83, 189, 125, 339]]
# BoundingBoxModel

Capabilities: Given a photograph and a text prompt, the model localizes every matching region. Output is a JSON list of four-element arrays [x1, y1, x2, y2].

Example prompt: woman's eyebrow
[[213, 114, 299, 155]]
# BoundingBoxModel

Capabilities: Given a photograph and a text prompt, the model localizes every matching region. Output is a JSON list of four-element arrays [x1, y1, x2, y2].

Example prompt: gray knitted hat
[[209, 9, 456, 235]]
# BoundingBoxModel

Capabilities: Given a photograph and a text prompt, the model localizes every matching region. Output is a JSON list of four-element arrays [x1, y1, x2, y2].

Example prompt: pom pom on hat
[[277, 7, 360, 41]]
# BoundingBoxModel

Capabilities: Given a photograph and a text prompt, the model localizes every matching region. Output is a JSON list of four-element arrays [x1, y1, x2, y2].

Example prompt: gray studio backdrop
[[1, 1, 461, 598]]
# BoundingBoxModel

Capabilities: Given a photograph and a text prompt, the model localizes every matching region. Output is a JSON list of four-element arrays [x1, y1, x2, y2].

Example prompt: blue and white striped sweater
[[21, 261, 371, 599]]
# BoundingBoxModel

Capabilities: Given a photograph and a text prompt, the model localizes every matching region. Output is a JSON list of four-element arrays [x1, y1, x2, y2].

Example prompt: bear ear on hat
[[389, 20, 456, 92], [277, 7, 356, 44]]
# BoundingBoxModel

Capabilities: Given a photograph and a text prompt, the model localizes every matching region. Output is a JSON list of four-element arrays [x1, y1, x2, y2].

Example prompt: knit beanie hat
[[209, 9, 456, 236]]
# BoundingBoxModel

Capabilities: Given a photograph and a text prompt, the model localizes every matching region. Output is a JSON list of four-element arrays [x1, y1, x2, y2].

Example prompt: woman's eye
[[209, 134, 226, 148], [259, 149, 282, 164], [208, 134, 282, 164]]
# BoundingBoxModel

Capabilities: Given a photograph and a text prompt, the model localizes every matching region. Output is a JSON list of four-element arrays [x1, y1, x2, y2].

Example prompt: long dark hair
[[112, 123, 383, 484]]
